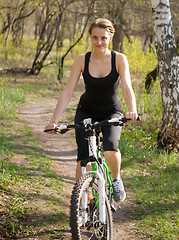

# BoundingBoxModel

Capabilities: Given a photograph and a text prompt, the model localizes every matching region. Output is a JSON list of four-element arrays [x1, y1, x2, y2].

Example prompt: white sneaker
[[112, 178, 126, 202]]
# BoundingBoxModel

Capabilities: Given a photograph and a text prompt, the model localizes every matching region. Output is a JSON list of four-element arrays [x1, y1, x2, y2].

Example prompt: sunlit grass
[[119, 123, 178, 239]]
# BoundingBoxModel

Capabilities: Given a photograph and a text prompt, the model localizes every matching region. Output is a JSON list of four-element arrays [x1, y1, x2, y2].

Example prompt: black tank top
[[78, 51, 123, 114]]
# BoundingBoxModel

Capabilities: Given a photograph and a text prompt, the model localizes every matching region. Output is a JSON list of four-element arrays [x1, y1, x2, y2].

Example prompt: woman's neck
[[91, 49, 111, 60]]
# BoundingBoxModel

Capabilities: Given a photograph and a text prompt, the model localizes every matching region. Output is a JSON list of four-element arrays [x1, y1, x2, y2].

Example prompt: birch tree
[[151, 0, 179, 151]]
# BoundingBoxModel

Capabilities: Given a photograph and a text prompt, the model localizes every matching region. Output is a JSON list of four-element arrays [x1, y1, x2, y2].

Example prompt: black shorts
[[75, 108, 123, 161]]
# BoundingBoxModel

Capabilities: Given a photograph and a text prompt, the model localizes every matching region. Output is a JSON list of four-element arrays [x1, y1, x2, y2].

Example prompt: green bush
[[123, 36, 158, 77]]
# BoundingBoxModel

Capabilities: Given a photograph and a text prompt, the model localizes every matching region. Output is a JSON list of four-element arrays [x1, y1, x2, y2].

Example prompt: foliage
[[123, 36, 158, 77], [71, 33, 91, 57], [119, 37, 161, 132], [0, 35, 37, 68]]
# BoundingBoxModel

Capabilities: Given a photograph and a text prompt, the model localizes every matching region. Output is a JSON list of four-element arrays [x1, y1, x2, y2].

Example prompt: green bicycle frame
[[91, 147, 113, 190]]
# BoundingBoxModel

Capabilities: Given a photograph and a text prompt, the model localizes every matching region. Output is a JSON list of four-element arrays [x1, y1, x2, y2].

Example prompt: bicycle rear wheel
[[70, 174, 113, 240]]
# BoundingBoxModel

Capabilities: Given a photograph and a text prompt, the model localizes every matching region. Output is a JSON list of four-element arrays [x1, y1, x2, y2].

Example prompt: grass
[[120, 131, 178, 239], [0, 67, 68, 237], [0, 36, 178, 239], [119, 85, 178, 240], [0, 116, 67, 236]]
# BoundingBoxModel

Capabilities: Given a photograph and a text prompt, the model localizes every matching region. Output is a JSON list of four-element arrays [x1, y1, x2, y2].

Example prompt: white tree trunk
[[151, 0, 179, 151]]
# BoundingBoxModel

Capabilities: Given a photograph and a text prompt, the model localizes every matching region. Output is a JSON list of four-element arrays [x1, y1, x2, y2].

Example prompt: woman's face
[[90, 27, 112, 51]]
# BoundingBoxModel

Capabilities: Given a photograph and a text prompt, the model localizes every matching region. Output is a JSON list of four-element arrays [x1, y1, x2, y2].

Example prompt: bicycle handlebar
[[44, 116, 140, 134]]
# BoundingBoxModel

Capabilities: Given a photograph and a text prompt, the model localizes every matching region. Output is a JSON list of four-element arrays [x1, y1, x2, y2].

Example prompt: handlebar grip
[[124, 115, 141, 122], [44, 128, 57, 132]]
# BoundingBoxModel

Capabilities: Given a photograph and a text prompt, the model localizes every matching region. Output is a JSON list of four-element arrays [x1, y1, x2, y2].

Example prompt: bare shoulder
[[115, 51, 128, 63], [74, 54, 85, 63], [114, 51, 129, 73], [73, 54, 85, 71]]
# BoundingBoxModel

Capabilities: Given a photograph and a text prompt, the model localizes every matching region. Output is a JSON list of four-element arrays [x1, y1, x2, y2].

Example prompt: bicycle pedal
[[111, 205, 116, 212]]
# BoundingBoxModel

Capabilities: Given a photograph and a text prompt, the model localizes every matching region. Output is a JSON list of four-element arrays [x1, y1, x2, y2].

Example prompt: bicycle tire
[[70, 173, 113, 240]]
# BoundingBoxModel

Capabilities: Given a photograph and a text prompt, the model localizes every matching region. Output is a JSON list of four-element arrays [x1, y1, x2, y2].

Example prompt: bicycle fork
[[81, 131, 106, 226]]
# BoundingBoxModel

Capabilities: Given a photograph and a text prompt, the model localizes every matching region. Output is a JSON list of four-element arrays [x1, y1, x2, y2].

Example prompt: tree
[[1, 1, 36, 47], [29, 0, 65, 74], [57, 0, 96, 81], [107, 0, 128, 52], [151, 0, 179, 151]]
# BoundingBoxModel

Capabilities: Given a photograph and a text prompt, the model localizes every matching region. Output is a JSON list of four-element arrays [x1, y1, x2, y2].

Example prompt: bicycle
[[45, 116, 139, 240]]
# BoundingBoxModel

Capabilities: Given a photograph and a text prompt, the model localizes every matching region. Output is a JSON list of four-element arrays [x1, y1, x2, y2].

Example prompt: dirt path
[[18, 97, 143, 240]]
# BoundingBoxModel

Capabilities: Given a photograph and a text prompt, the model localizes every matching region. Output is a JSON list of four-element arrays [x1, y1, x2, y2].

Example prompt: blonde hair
[[89, 18, 115, 36]]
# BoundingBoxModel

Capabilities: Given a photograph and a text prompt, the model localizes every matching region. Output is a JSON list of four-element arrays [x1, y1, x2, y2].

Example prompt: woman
[[45, 18, 138, 202]]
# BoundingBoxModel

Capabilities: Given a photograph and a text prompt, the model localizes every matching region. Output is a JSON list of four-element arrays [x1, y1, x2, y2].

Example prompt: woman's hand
[[44, 123, 58, 134], [126, 112, 138, 123]]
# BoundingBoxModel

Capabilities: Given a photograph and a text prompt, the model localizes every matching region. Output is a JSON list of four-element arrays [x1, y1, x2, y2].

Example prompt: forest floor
[[16, 87, 145, 239]]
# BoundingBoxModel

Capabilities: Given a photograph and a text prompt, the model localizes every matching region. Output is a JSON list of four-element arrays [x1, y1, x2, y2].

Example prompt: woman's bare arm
[[45, 54, 84, 130], [116, 53, 138, 120]]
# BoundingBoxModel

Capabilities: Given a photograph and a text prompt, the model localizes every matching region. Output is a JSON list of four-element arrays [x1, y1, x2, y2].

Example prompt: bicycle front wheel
[[70, 174, 113, 240]]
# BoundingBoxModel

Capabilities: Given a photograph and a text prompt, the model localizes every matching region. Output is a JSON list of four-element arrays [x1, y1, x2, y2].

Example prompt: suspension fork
[[88, 129, 106, 224]]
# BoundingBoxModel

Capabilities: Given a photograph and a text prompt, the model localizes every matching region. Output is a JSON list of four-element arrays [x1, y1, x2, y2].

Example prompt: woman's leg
[[104, 150, 126, 202], [76, 161, 91, 181], [104, 150, 121, 179]]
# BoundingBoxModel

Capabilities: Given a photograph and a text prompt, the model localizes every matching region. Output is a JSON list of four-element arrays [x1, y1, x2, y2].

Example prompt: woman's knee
[[105, 150, 121, 160]]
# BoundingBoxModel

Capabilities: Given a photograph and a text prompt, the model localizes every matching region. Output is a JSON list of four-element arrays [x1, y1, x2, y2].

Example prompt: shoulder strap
[[84, 51, 92, 73], [111, 50, 116, 69]]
